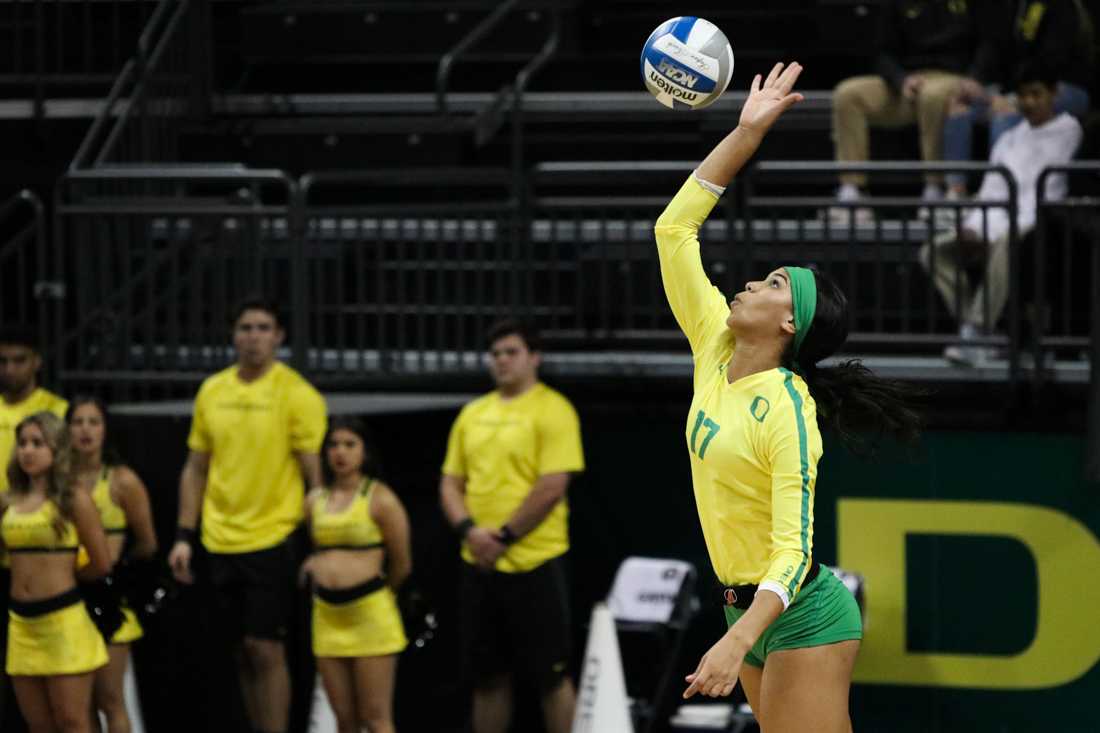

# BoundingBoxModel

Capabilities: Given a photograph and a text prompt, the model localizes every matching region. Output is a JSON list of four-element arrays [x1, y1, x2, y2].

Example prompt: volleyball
[[640, 16, 734, 110]]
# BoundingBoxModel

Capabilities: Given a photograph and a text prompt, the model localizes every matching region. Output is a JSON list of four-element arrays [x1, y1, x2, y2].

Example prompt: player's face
[[1017, 81, 1056, 127], [0, 344, 40, 397], [15, 423, 53, 478], [326, 428, 365, 476], [726, 268, 796, 345], [488, 334, 540, 389], [69, 402, 106, 457], [233, 309, 283, 369]]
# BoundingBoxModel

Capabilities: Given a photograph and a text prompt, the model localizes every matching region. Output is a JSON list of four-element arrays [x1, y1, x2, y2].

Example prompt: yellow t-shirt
[[655, 175, 822, 606], [0, 388, 69, 493], [187, 362, 327, 553], [442, 383, 584, 573]]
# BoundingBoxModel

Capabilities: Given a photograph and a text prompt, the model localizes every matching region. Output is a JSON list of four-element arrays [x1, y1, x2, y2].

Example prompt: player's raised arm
[[654, 62, 804, 353]]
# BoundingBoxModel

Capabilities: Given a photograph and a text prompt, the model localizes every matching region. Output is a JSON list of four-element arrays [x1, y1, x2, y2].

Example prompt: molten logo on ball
[[640, 16, 734, 110]]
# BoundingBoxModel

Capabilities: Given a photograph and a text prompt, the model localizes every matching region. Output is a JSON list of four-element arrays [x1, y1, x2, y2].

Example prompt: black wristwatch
[[497, 524, 519, 546], [454, 517, 476, 541], [175, 527, 198, 546]]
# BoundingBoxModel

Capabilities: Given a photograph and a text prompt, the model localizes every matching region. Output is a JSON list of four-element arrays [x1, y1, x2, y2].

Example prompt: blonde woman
[[1, 411, 111, 733]]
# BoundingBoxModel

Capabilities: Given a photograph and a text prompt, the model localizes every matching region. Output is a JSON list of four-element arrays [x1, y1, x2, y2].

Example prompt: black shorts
[[459, 554, 571, 693], [207, 539, 297, 642]]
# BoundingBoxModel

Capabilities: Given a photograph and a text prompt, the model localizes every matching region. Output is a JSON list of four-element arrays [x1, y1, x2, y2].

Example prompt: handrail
[[435, 0, 521, 116], [94, 0, 191, 167], [1034, 163, 1100, 427], [70, 0, 188, 170], [745, 160, 1022, 389]]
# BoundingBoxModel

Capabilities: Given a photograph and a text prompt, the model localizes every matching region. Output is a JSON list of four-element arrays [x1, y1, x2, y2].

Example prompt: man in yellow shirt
[[167, 298, 327, 733], [0, 325, 68, 732], [440, 320, 585, 733]]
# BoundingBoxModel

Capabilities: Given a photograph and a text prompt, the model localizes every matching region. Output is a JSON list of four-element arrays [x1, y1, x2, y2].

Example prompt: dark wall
[[109, 376, 1100, 733]]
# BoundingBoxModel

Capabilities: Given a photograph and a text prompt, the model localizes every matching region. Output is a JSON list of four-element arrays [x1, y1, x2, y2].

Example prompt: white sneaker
[[827, 205, 875, 226], [943, 343, 993, 367], [932, 189, 966, 231], [944, 323, 999, 367], [826, 184, 874, 226], [917, 183, 944, 220]]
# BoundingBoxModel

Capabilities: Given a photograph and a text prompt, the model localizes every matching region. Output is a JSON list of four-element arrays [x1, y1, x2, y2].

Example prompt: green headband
[[785, 266, 817, 358]]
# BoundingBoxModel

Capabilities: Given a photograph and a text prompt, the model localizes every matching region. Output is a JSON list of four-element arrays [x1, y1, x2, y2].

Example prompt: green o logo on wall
[[750, 396, 770, 423]]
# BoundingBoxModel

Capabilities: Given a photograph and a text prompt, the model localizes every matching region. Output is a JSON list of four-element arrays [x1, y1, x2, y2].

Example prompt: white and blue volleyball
[[641, 16, 734, 110]]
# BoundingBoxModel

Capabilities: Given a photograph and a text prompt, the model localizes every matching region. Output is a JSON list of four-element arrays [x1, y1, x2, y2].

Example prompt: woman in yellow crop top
[[69, 396, 157, 733], [302, 417, 411, 733], [1, 411, 111, 733], [654, 63, 921, 732]]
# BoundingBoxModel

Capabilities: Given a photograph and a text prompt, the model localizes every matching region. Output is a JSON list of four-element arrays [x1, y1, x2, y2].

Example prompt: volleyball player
[[167, 297, 327, 733], [302, 417, 411, 733], [440, 320, 585, 733], [68, 397, 157, 733], [2, 412, 111, 733], [654, 63, 920, 731], [0, 325, 68, 730]]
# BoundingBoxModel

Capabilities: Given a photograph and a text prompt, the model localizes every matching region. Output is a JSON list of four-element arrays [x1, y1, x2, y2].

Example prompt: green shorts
[[723, 565, 863, 668]]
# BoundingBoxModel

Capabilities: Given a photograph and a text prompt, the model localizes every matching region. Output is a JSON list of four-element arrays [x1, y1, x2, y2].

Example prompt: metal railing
[[746, 161, 1022, 379], [1034, 163, 1100, 366], [0, 189, 49, 336], [0, 0, 155, 117], [298, 168, 518, 383], [45, 159, 1100, 398], [70, 0, 206, 170], [52, 166, 297, 400]]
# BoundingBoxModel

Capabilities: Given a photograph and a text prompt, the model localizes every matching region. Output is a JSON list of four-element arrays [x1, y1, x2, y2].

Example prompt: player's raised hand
[[738, 62, 804, 136]]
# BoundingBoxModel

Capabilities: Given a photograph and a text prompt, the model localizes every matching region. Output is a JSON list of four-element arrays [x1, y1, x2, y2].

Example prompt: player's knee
[[242, 636, 285, 672], [359, 702, 392, 732], [95, 683, 126, 718], [52, 707, 87, 733], [833, 78, 862, 109]]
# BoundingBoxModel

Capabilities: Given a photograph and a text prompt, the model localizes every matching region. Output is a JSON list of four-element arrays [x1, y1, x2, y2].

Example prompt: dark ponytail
[[788, 267, 925, 455]]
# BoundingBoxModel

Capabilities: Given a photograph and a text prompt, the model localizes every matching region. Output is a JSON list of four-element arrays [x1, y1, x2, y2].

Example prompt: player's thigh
[[45, 671, 96, 730], [759, 640, 860, 733], [317, 657, 357, 724], [353, 654, 397, 723], [11, 676, 53, 728], [93, 644, 129, 710], [738, 662, 764, 725]]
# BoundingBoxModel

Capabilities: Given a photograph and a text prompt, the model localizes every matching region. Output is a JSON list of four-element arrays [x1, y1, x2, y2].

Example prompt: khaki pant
[[918, 229, 1010, 330], [832, 71, 964, 186]]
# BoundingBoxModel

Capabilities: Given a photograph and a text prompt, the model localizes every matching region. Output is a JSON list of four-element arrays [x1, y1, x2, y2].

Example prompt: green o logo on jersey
[[750, 396, 770, 423]]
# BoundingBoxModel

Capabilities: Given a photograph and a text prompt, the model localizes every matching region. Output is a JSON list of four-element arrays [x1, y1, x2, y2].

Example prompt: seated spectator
[[943, 0, 1094, 200], [919, 62, 1082, 366], [830, 0, 996, 224]]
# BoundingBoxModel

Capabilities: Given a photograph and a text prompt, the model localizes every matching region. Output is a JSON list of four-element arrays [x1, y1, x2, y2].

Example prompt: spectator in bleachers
[[829, 0, 997, 223], [942, 0, 1094, 200], [919, 61, 1082, 366]]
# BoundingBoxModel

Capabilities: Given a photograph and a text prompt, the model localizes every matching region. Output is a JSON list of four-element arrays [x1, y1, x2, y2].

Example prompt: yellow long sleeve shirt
[[654, 174, 821, 608]]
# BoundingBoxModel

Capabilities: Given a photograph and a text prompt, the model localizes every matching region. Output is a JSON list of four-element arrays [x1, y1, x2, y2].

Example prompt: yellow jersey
[[187, 362, 327, 553], [0, 388, 68, 493], [655, 174, 821, 607], [442, 382, 585, 573]]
